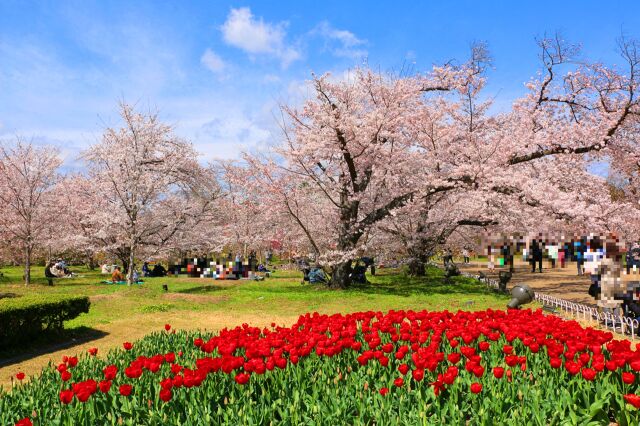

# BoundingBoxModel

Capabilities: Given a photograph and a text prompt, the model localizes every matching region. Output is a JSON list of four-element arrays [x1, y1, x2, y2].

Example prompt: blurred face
[[583, 250, 605, 275]]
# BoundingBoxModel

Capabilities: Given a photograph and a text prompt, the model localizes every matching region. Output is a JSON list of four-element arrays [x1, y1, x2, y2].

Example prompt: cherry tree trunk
[[127, 246, 136, 286], [407, 257, 427, 276], [330, 261, 352, 289], [24, 247, 32, 286]]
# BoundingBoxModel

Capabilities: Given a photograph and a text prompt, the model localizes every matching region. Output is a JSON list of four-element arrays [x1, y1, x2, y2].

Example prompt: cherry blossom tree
[[0, 139, 62, 285], [80, 103, 220, 284], [237, 55, 490, 287]]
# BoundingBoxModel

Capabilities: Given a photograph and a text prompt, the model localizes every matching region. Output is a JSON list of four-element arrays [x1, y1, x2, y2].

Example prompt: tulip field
[[3, 308, 640, 425]]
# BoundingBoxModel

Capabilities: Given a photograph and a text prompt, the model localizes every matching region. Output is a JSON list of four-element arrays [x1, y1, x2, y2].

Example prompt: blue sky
[[2, 1, 640, 167]]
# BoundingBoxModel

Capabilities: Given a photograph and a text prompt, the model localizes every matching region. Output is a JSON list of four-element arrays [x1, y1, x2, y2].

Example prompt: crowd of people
[[479, 232, 640, 318]]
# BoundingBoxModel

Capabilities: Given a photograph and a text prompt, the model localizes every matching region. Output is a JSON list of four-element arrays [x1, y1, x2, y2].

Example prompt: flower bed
[[3, 308, 640, 424]]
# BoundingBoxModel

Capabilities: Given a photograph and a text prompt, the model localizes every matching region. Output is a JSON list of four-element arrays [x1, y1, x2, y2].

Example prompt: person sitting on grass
[[45, 260, 57, 286], [111, 266, 124, 283], [308, 265, 327, 284]]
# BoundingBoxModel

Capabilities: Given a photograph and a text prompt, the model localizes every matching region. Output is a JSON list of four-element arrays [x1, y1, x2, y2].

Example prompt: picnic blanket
[[101, 280, 144, 285]]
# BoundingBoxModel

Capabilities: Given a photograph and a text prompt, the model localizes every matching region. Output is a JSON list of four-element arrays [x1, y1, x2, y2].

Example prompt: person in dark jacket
[[530, 240, 543, 273], [575, 239, 586, 275]]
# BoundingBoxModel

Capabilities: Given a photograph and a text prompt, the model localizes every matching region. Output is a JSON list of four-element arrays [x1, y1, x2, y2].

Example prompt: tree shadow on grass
[[347, 268, 502, 298], [0, 327, 108, 368], [175, 285, 227, 295]]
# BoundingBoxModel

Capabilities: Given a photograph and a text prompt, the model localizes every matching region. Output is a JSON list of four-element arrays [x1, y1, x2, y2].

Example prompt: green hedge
[[0, 295, 90, 347]]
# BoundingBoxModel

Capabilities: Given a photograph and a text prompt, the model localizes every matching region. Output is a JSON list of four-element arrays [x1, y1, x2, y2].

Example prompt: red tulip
[[15, 418, 33, 426], [103, 365, 118, 380], [235, 373, 250, 385], [61, 370, 72, 382], [581, 368, 596, 381], [379, 387, 389, 396], [398, 364, 409, 375], [412, 368, 425, 382], [549, 358, 562, 369], [447, 352, 461, 364], [15, 372, 25, 381], [67, 356, 78, 367], [99, 380, 112, 393], [119, 384, 133, 396], [159, 388, 172, 402], [123, 342, 133, 351], [165, 324, 171, 331], [624, 393, 640, 409], [478, 341, 490, 351], [473, 365, 485, 378], [59, 389, 74, 404], [393, 377, 404, 387], [87, 347, 98, 356], [76, 390, 91, 403], [493, 367, 504, 378], [470, 382, 482, 394], [623, 372, 636, 384]]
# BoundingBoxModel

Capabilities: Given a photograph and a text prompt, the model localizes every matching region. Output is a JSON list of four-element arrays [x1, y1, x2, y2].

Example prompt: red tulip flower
[[581, 368, 596, 381], [473, 365, 485, 378], [398, 364, 409, 375], [15, 418, 33, 426], [59, 389, 74, 404], [623, 372, 636, 384], [235, 373, 250, 385], [447, 353, 461, 364], [99, 380, 112, 393], [123, 342, 133, 351], [470, 383, 483, 394], [493, 367, 505, 379], [393, 377, 404, 387], [15, 372, 25, 381], [412, 368, 425, 382], [164, 324, 171, 331], [379, 387, 389, 396], [103, 365, 118, 380], [61, 370, 72, 382], [624, 394, 640, 409], [67, 356, 78, 367], [119, 384, 133, 396], [159, 388, 172, 402], [88, 348, 98, 356]]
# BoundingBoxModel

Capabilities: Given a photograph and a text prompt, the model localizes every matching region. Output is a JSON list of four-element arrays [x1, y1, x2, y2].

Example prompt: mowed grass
[[0, 263, 510, 388]]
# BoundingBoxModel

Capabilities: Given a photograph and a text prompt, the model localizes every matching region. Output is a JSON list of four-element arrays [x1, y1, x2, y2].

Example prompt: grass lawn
[[0, 264, 511, 389]]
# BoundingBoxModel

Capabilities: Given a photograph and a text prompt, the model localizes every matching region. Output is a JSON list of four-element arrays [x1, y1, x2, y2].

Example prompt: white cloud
[[313, 21, 367, 59], [220, 7, 300, 68], [263, 74, 281, 84], [200, 48, 226, 73]]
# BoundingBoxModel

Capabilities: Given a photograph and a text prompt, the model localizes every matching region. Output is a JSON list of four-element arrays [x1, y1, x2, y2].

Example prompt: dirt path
[[460, 259, 594, 304]]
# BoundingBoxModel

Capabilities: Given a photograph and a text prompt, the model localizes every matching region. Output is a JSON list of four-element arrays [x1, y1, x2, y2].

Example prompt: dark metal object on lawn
[[498, 271, 512, 293], [444, 261, 460, 279], [507, 284, 535, 309]]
